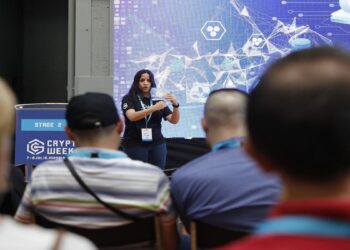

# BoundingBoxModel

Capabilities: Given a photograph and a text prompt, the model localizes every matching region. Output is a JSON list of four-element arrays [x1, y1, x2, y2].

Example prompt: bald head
[[203, 89, 247, 144], [248, 47, 350, 182]]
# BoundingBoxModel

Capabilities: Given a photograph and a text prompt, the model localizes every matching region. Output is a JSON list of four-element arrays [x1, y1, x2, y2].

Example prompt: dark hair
[[247, 47, 350, 182], [128, 69, 156, 97]]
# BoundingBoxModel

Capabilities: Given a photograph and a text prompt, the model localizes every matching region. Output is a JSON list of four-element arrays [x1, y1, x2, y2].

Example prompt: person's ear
[[243, 137, 276, 173], [201, 117, 208, 134], [65, 126, 76, 141], [116, 120, 124, 134]]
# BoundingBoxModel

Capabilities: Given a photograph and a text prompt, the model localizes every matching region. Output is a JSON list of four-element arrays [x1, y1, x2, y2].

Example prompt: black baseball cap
[[66, 92, 119, 130]]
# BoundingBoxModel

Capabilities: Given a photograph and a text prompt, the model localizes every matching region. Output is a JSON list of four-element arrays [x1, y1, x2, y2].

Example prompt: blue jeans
[[123, 143, 167, 169], [178, 234, 191, 250]]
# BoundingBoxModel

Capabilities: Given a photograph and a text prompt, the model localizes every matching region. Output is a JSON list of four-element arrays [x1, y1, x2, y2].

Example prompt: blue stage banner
[[14, 104, 75, 166]]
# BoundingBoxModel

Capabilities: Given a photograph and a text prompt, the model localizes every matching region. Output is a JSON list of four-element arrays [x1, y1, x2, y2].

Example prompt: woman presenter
[[121, 69, 180, 169]]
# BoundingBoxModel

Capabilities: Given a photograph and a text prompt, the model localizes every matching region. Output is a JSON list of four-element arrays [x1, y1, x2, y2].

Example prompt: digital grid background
[[114, 0, 350, 138]]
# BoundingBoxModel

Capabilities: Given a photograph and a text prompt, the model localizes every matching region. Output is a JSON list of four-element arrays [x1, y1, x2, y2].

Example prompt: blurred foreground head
[[247, 47, 350, 183], [0, 78, 16, 192]]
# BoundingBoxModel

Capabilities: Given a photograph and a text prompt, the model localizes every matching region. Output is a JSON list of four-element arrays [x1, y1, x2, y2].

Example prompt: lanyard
[[212, 138, 242, 152], [69, 149, 128, 159], [255, 216, 350, 237], [137, 95, 152, 128]]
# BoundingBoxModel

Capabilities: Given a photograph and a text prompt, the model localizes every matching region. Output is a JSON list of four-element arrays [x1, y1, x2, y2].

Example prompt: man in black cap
[[15, 92, 178, 250]]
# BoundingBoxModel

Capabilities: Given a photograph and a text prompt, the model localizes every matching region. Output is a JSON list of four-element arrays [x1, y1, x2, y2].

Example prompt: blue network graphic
[[113, 0, 350, 138]]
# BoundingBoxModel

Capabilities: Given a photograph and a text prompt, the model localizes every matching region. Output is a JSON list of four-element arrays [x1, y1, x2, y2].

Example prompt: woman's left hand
[[165, 93, 178, 106]]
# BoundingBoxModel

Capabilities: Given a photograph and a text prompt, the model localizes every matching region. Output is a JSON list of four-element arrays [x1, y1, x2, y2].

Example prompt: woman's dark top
[[121, 94, 172, 147]]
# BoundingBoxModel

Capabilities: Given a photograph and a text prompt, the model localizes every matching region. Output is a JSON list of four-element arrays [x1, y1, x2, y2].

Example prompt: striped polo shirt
[[15, 148, 174, 228]]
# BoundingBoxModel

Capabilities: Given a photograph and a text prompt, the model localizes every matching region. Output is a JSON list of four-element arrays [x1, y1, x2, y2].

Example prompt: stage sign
[[14, 104, 75, 166]]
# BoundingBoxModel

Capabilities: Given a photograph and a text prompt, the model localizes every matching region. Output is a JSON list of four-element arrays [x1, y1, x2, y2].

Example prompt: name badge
[[141, 128, 153, 141]]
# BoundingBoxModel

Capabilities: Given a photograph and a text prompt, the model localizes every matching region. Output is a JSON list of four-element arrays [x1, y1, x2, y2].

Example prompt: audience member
[[15, 92, 178, 250], [220, 47, 350, 250], [0, 78, 96, 249], [171, 89, 281, 243]]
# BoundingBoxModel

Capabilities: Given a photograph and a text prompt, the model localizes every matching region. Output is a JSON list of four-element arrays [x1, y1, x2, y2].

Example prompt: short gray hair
[[204, 89, 247, 129]]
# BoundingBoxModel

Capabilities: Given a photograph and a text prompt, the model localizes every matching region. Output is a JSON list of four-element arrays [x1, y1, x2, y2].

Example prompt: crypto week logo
[[26, 139, 45, 155], [26, 138, 74, 159]]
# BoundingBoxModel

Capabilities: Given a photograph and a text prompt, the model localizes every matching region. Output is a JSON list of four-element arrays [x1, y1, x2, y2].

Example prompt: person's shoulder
[[171, 147, 257, 183], [220, 146, 250, 158], [172, 151, 216, 180], [114, 157, 167, 176], [122, 94, 136, 111], [122, 94, 133, 101], [216, 146, 260, 167], [60, 231, 97, 250], [36, 159, 64, 167], [0, 216, 96, 250], [32, 159, 64, 174]]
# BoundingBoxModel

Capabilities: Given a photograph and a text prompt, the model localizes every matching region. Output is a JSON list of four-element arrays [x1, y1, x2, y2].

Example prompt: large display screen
[[113, 0, 350, 138]]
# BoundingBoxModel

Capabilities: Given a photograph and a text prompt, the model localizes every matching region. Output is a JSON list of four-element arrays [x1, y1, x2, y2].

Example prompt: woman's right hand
[[125, 100, 167, 122], [152, 101, 167, 111]]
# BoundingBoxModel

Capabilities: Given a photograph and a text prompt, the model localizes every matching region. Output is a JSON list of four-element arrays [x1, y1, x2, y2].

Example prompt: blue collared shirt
[[171, 138, 281, 231]]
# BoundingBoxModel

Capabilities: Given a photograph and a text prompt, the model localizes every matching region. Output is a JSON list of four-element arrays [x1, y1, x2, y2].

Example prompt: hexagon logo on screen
[[201, 21, 226, 41], [27, 139, 45, 155]]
